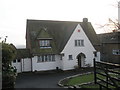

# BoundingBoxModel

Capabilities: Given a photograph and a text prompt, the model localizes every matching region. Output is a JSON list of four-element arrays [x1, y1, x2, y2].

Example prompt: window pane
[[38, 56, 42, 62], [78, 40, 81, 46], [45, 55, 47, 61], [69, 55, 73, 60], [13, 60, 16, 63], [47, 40, 50, 46], [42, 55, 44, 62], [49, 55, 51, 61], [75, 40, 77, 46], [81, 40, 84, 46], [17, 59, 21, 62], [52, 55, 55, 61]]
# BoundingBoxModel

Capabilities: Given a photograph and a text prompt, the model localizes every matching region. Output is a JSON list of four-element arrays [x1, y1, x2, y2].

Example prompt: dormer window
[[39, 39, 51, 48]]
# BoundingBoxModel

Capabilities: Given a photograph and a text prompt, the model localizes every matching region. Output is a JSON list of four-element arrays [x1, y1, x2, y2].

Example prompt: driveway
[[15, 68, 93, 88]]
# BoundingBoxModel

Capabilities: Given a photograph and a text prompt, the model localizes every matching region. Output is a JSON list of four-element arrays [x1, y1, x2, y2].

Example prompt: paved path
[[15, 68, 93, 88]]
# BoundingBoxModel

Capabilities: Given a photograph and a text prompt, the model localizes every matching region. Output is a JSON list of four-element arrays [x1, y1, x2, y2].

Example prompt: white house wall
[[32, 55, 61, 71], [22, 58, 31, 72], [12, 61, 21, 73], [61, 24, 96, 70], [12, 58, 32, 73]]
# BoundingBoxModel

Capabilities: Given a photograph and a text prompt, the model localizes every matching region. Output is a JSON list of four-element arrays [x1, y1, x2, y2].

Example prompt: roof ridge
[[27, 19, 85, 23]]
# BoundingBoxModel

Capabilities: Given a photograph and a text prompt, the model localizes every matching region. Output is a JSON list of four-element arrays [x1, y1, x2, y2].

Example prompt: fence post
[[106, 65, 108, 88], [93, 58, 96, 84]]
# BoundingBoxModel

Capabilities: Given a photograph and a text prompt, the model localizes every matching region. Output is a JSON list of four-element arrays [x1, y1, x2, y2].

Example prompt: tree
[[97, 18, 120, 33], [2, 43, 16, 66], [2, 42, 17, 89]]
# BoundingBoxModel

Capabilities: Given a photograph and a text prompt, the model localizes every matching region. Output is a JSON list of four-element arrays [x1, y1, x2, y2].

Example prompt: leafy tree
[[2, 43, 16, 66], [2, 42, 17, 89]]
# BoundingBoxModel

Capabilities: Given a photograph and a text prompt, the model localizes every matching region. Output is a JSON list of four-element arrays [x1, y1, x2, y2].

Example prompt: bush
[[2, 43, 17, 89]]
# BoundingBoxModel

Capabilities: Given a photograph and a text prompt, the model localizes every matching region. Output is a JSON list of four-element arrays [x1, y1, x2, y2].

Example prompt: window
[[60, 55, 62, 60], [45, 55, 47, 62], [75, 40, 84, 47], [52, 55, 55, 61], [38, 56, 42, 62], [39, 40, 51, 48], [13, 60, 16, 63], [113, 50, 120, 55], [37, 55, 55, 63], [17, 59, 21, 62], [68, 55, 73, 60]]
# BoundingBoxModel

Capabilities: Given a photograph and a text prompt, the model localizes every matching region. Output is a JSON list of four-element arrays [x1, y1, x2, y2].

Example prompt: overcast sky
[[0, 0, 118, 48]]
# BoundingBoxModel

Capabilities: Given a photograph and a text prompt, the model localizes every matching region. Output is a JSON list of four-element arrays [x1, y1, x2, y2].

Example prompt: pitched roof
[[16, 49, 31, 59], [26, 19, 100, 54], [98, 32, 120, 44]]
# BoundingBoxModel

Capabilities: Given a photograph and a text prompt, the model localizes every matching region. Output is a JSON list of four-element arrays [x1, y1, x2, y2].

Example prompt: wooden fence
[[94, 58, 120, 90]]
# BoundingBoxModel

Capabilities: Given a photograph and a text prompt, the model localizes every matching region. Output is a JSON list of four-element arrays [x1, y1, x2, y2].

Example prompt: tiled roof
[[98, 32, 120, 44], [16, 49, 31, 59], [26, 19, 100, 54]]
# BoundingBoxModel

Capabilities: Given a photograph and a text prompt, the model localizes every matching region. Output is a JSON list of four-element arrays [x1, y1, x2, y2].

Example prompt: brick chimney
[[83, 18, 88, 22]]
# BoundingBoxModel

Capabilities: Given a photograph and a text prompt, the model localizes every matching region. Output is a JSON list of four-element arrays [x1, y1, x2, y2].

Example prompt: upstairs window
[[39, 40, 51, 48], [75, 40, 84, 47]]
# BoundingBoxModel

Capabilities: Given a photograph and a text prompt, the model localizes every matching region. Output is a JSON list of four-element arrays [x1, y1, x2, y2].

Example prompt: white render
[[32, 55, 61, 71], [12, 24, 100, 73], [12, 60, 22, 73], [61, 24, 97, 70], [21, 58, 31, 72], [12, 58, 32, 73]]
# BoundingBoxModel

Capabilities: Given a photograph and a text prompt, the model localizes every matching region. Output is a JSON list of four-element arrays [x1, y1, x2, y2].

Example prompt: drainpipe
[[31, 58, 33, 72], [21, 59, 22, 72], [23, 59, 24, 72]]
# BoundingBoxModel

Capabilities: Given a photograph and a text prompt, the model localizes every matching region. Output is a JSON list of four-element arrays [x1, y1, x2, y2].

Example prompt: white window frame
[[112, 49, 120, 55], [37, 55, 55, 63], [68, 55, 73, 60], [75, 39, 84, 47], [39, 40, 51, 48]]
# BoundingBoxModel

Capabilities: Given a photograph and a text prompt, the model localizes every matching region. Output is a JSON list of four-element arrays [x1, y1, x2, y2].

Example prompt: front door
[[77, 53, 86, 68], [78, 55, 81, 68]]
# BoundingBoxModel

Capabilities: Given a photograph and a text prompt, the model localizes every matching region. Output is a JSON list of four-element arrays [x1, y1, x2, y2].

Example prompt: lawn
[[62, 72, 119, 88], [66, 73, 94, 86]]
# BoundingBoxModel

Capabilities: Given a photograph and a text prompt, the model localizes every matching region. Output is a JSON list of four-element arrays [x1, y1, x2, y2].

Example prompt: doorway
[[77, 53, 86, 68]]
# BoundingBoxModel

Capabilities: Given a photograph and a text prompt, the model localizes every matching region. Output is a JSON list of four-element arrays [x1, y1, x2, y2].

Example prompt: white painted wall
[[95, 52, 100, 62], [32, 55, 61, 71], [61, 24, 96, 70], [12, 58, 32, 73], [22, 58, 31, 72], [12, 60, 22, 73]]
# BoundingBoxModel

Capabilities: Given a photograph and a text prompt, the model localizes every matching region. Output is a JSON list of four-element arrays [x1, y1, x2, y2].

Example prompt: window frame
[[75, 39, 84, 47], [39, 39, 51, 48], [112, 49, 120, 55], [37, 54, 55, 63], [68, 55, 73, 60]]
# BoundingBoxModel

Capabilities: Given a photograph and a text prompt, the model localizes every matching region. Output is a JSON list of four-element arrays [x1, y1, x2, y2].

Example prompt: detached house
[[12, 18, 100, 73]]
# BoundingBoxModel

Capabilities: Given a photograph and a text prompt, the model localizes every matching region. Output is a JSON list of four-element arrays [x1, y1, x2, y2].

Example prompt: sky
[[0, 0, 118, 48]]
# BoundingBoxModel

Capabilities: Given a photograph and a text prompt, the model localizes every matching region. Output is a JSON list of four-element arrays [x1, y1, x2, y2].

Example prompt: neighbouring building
[[12, 18, 100, 73], [98, 31, 120, 64]]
